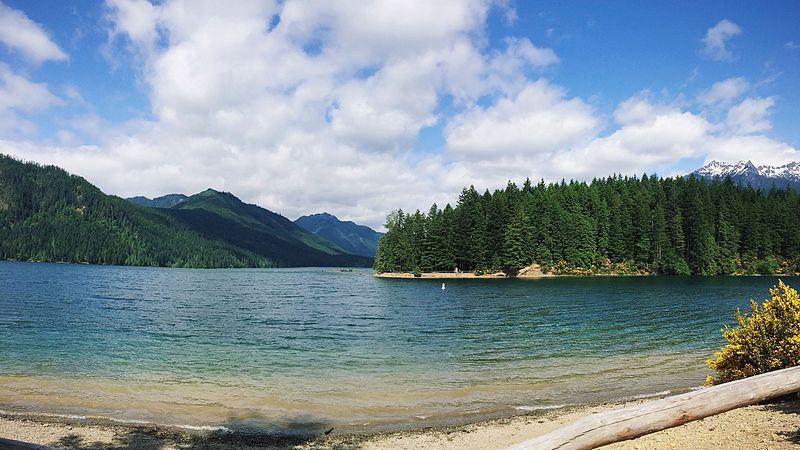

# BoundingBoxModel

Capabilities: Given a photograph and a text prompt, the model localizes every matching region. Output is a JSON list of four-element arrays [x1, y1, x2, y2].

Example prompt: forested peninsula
[[374, 175, 800, 277]]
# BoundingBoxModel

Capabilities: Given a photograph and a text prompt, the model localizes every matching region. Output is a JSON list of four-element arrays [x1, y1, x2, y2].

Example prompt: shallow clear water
[[0, 261, 793, 433]]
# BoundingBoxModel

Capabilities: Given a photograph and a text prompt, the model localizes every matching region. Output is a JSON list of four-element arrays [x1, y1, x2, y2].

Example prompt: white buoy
[[441, 282, 446, 290]]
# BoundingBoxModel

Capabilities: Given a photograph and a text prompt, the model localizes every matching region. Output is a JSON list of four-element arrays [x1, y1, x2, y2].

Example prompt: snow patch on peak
[[695, 160, 746, 177], [758, 162, 800, 180], [693, 160, 800, 181], [732, 160, 757, 175]]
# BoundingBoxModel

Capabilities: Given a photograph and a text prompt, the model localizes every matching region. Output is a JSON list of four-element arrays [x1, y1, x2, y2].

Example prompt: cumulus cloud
[[0, 4, 65, 136], [329, 54, 440, 149], [492, 37, 559, 71], [104, 0, 161, 54], [697, 77, 749, 106], [556, 95, 796, 180], [0, 65, 61, 111], [702, 19, 741, 61], [446, 79, 598, 158], [613, 93, 676, 125], [725, 97, 774, 135], [0, 2, 67, 63], [0, 64, 62, 133], [555, 103, 711, 179], [704, 135, 798, 166]]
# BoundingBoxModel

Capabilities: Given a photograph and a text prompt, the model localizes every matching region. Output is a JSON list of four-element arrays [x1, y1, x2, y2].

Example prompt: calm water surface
[[0, 261, 793, 432]]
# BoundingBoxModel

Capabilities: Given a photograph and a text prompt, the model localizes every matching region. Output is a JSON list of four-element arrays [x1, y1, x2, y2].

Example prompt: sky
[[0, 0, 798, 229]]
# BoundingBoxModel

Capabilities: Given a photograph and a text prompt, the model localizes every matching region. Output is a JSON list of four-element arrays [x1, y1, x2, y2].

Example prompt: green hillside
[[0, 155, 371, 268], [295, 212, 382, 257], [166, 189, 368, 266], [127, 194, 187, 208]]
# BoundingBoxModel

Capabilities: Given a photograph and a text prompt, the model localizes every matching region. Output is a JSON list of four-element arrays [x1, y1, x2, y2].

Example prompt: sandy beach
[[2, 396, 798, 449]]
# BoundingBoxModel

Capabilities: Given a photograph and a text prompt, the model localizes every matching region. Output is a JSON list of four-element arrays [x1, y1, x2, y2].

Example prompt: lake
[[0, 261, 792, 433]]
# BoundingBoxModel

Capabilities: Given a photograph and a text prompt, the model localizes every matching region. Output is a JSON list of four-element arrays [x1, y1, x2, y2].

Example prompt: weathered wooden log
[[506, 365, 800, 450]]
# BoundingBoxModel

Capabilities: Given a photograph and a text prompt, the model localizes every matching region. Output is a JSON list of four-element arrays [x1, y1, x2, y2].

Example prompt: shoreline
[[374, 269, 800, 279], [2, 396, 799, 449], [374, 264, 553, 279]]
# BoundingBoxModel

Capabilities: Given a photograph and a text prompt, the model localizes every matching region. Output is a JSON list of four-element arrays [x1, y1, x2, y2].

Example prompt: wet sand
[[2, 396, 798, 449]]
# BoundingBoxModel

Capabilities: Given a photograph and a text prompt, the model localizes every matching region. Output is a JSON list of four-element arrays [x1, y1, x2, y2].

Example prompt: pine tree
[[502, 207, 530, 275], [421, 204, 440, 271]]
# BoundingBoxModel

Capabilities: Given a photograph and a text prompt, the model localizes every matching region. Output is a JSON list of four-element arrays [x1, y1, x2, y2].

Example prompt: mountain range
[[0, 155, 371, 268], [127, 194, 188, 208], [690, 160, 800, 191], [295, 212, 382, 257], [127, 199, 383, 258]]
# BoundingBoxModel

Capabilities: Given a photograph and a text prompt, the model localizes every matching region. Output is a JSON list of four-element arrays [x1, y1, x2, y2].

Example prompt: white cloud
[[0, 64, 62, 133], [726, 97, 774, 135], [702, 19, 741, 61], [492, 37, 559, 71], [330, 61, 439, 149], [498, 1, 518, 25], [445, 79, 599, 158], [104, 0, 160, 53], [697, 77, 749, 106], [613, 93, 675, 125], [556, 95, 797, 180], [704, 135, 798, 166], [0, 2, 67, 63], [556, 105, 711, 179], [281, 1, 489, 65], [0, 65, 61, 111]]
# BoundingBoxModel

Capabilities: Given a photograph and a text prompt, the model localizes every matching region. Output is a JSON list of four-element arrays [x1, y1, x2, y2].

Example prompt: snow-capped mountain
[[690, 160, 800, 191]]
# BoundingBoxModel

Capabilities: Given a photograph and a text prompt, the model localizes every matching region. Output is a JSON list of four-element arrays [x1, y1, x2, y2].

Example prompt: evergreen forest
[[374, 175, 800, 276]]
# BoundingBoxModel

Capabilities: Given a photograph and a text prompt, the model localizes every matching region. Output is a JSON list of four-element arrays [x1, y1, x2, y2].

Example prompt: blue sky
[[0, 1, 798, 227]]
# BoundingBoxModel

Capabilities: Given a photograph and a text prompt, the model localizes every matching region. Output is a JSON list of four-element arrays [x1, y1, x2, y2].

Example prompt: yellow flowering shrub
[[548, 259, 646, 276], [549, 260, 594, 276], [706, 280, 800, 385]]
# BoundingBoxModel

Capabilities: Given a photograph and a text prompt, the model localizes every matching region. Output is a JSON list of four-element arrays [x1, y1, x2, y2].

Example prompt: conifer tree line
[[374, 175, 800, 276]]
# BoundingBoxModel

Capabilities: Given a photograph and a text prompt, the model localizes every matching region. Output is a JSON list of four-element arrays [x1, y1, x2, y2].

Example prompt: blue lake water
[[0, 261, 793, 432]]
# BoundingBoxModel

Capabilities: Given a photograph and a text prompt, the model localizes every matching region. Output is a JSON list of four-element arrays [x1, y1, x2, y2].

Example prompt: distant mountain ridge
[[167, 189, 357, 264], [295, 212, 382, 257], [127, 194, 187, 208], [0, 155, 371, 268], [690, 160, 800, 191]]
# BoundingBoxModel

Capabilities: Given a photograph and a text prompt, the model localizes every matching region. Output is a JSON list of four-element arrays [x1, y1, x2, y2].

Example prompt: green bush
[[412, 266, 422, 277], [758, 256, 779, 275], [706, 280, 800, 385]]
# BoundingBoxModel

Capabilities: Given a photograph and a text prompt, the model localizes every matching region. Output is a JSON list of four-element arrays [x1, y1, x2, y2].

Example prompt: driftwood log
[[506, 365, 800, 450]]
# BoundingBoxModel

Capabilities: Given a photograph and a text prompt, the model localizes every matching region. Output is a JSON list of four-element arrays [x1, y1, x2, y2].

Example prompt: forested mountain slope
[[165, 189, 370, 267], [295, 212, 382, 257], [0, 155, 371, 268], [127, 194, 187, 208]]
